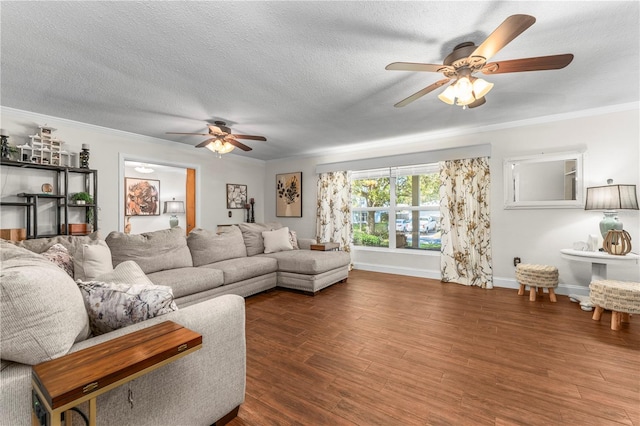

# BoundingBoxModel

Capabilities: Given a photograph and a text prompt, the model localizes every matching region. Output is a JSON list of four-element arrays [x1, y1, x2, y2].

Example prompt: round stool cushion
[[516, 264, 558, 288], [590, 280, 640, 314]]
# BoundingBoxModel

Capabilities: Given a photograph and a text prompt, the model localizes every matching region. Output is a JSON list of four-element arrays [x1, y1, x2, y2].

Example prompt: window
[[351, 165, 441, 251]]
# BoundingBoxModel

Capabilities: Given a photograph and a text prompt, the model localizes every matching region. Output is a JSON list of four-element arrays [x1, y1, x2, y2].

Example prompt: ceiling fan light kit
[[166, 120, 266, 158], [387, 14, 573, 109]]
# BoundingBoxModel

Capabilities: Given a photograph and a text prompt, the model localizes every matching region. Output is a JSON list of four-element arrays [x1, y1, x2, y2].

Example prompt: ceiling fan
[[166, 121, 266, 157], [386, 14, 574, 109]]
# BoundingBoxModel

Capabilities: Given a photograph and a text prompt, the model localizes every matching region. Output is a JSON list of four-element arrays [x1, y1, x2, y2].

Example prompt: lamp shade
[[163, 199, 185, 214], [584, 184, 639, 210]]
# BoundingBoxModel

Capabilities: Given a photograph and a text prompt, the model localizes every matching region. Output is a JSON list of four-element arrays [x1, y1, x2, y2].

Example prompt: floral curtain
[[439, 157, 492, 288], [316, 171, 352, 253]]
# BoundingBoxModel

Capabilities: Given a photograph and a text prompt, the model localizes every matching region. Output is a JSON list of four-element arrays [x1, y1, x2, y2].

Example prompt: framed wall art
[[227, 183, 248, 209], [276, 172, 302, 217], [125, 177, 160, 216]]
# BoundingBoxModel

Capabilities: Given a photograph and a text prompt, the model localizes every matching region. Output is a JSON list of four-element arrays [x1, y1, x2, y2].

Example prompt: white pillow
[[74, 241, 114, 281], [262, 227, 293, 253]]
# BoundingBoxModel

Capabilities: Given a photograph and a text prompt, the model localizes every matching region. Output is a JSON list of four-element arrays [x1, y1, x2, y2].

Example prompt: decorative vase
[[599, 211, 622, 238], [603, 229, 632, 255]]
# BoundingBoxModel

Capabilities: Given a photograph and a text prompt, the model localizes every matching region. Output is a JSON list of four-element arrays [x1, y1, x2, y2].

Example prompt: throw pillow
[[42, 243, 74, 277], [0, 241, 91, 365], [262, 227, 293, 254], [187, 226, 247, 267], [289, 230, 299, 250], [74, 240, 114, 281], [76, 261, 178, 336], [105, 227, 192, 274], [238, 222, 283, 256]]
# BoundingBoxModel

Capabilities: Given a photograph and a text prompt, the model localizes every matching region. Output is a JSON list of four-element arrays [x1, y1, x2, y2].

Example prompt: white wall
[[264, 105, 640, 295], [2, 105, 638, 296], [0, 107, 267, 234]]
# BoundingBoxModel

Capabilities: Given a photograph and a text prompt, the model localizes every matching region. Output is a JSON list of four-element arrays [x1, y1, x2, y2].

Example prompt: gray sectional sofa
[[0, 223, 349, 425], [105, 223, 351, 307]]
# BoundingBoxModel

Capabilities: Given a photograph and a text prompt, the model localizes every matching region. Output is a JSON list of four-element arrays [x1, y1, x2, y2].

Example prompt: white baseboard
[[353, 263, 590, 297]]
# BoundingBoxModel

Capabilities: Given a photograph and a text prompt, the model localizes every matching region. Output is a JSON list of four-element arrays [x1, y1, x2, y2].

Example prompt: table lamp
[[585, 179, 638, 254], [163, 198, 185, 228]]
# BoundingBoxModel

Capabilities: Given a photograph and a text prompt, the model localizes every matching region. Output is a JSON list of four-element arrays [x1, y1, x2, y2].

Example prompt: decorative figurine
[[250, 198, 255, 223], [80, 143, 90, 168], [245, 203, 251, 222], [0, 129, 10, 159]]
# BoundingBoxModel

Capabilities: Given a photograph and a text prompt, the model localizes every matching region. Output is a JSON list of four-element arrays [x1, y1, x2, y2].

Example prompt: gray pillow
[[10, 231, 101, 254], [238, 222, 282, 256], [0, 241, 91, 365], [76, 261, 178, 336], [187, 227, 247, 267], [105, 227, 193, 274]]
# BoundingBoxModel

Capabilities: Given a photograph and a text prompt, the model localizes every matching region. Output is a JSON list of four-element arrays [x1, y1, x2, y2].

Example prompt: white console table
[[560, 249, 639, 310]]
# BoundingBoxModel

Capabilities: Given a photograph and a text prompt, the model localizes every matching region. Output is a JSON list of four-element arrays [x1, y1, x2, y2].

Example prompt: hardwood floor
[[227, 270, 640, 425]]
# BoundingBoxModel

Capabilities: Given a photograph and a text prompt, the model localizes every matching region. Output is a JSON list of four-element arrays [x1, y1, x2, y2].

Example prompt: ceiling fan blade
[[468, 97, 486, 108], [166, 132, 209, 136], [225, 138, 252, 151], [232, 134, 267, 141], [471, 14, 536, 62], [385, 62, 452, 73], [394, 78, 451, 108], [481, 54, 574, 74], [195, 138, 215, 148]]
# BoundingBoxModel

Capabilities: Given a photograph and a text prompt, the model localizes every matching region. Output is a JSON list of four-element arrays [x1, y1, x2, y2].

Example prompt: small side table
[[560, 248, 639, 311], [32, 321, 202, 426], [310, 242, 341, 251]]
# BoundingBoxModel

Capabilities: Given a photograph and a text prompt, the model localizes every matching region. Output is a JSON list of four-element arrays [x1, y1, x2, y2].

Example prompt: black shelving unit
[[0, 159, 98, 239]]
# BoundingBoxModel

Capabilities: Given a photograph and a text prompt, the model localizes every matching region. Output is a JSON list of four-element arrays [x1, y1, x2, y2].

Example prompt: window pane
[[351, 177, 390, 208], [352, 210, 389, 248], [395, 210, 441, 251], [396, 174, 440, 206]]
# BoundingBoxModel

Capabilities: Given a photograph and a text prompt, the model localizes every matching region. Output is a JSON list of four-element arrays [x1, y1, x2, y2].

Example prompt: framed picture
[[276, 172, 302, 217], [227, 183, 248, 209], [125, 177, 160, 216]]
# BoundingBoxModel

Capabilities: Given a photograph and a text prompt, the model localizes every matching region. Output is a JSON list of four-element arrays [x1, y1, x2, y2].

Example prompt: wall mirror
[[504, 151, 584, 209]]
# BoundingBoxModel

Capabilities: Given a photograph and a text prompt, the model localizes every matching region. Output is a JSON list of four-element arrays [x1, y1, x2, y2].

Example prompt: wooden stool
[[516, 264, 559, 302], [589, 280, 640, 330]]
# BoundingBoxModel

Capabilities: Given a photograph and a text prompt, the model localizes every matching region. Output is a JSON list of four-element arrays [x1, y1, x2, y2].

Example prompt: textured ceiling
[[1, 1, 638, 161]]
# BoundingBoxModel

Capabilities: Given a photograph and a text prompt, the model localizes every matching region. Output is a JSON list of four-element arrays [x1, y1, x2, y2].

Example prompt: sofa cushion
[[262, 227, 293, 254], [146, 267, 224, 299], [77, 261, 178, 336], [187, 226, 247, 267], [202, 256, 278, 285], [42, 243, 74, 277], [259, 250, 351, 275], [10, 231, 101, 254], [73, 240, 114, 281], [0, 241, 91, 365], [106, 227, 193, 274], [238, 222, 282, 256]]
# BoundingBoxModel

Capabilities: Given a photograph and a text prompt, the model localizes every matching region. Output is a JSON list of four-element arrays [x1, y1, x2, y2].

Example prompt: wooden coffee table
[[32, 321, 202, 426]]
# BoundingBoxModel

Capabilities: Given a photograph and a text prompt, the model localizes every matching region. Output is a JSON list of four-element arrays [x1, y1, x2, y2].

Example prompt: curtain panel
[[439, 157, 493, 288], [316, 171, 352, 253]]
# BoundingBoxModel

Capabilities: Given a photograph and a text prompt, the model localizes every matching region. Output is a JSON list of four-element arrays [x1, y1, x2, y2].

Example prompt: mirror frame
[[503, 151, 584, 209]]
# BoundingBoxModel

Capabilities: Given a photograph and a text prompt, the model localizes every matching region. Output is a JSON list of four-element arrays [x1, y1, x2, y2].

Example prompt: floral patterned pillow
[[289, 230, 299, 250], [76, 261, 178, 336], [41, 243, 74, 277]]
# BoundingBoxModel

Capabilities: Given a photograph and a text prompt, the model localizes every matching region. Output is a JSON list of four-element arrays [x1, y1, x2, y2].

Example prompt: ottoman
[[516, 264, 559, 302], [590, 280, 640, 330]]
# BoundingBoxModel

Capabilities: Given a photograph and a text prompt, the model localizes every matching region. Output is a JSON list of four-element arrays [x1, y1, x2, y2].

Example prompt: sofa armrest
[[297, 237, 317, 250], [69, 294, 246, 425]]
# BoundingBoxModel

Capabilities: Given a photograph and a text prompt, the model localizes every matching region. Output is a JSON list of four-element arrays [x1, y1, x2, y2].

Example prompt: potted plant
[[71, 192, 93, 205]]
